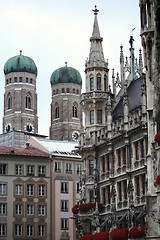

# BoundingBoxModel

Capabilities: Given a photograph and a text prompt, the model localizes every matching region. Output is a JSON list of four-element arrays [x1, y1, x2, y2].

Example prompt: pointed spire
[[91, 6, 102, 41], [86, 6, 107, 70]]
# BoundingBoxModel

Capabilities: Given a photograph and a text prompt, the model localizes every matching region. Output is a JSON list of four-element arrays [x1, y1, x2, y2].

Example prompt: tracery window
[[97, 77, 101, 90], [73, 105, 77, 118]]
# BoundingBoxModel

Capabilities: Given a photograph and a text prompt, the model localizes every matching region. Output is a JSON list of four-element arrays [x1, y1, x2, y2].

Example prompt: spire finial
[[19, 50, 22, 55], [65, 61, 68, 67], [93, 5, 99, 15]]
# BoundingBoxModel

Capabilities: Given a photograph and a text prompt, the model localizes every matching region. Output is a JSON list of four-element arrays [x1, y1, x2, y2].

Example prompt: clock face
[[26, 123, 34, 133], [72, 130, 80, 141], [5, 123, 11, 133]]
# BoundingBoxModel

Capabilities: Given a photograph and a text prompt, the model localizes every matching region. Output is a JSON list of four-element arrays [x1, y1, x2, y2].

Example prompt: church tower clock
[[3, 51, 38, 134]]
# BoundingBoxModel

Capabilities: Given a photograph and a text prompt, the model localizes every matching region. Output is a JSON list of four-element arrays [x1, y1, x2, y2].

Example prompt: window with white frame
[[15, 184, 22, 196], [66, 163, 72, 173], [15, 165, 23, 176], [27, 204, 34, 215], [38, 166, 45, 176], [27, 184, 34, 196], [77, 164, 82, 174], [27, 166, 34, 176], [61, 218, 68, 230], [55, 162, 61, 172], [38, 225, 45, 237], [15, 204, 22, 215], [0, 164, 7, 175], [38, 205, 45, 216], [61, 182, 68, 193], [26, 225, 34, 237], [61, 200, 68, 211], [0, 224, 6, 236], [0, 184, 6, 195], [38, 184, 45, 197], [15, 224, 22, 236], [0, 204, 6, 215]]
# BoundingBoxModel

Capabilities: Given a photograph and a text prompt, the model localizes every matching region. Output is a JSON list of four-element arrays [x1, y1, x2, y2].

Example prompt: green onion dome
[[50, 63, 82, 86], [4, 50, 38, 76]]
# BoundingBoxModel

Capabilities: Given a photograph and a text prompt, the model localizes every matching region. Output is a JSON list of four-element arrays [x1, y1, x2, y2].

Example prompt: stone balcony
[[81, 91, 108, 103]]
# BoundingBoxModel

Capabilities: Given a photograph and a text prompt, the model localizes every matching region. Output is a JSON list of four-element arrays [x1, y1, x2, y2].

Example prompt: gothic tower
[[81, 6, 109, 136], [3, 51, 38, 134], [50, 63, 83, 141]]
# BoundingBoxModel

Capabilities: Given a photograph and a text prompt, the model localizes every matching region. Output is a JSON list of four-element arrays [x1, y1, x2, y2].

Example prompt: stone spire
[[85, 6, 108, 70]]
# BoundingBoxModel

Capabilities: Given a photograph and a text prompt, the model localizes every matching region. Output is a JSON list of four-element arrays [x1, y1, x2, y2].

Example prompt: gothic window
[[76, 89, 79, 94], [104, 76, 107, 91], [6, 79, 8, 85], [67, 88, 69, 93], [122, 147, 126, 165], [62, 88, 65, 93], [117, 182, 122, 202], [26, 78, 29, 83], [117, 149, 121, 167], [26, 95, 31, 109], [140, 140, 145, 158], [55, 105, 59, 118], [101, 156, 105, 173], [73, 89, 75, 94], [73, 105, 77, 118], [90, 77, 94, 91], [30, 78, 32, 84], [102, 188, 106, 205], [97, 77, 101, 90], [97, 110, 102, 123], [56, 89, 59, 94], [8, 95, 12, 110], [19, 77, 22, 82], [106, 185, 111, 204], [9, 78, 12, 83], [89, 160, 94, 175], [90, 110, 94, 124], [53, 89, 55, 95], [106, 154, 110, 172], [135, 175, 140, 197], [89, 190, 94, 202], [134, 141, 139, 160], [14, 77, 17, 83]]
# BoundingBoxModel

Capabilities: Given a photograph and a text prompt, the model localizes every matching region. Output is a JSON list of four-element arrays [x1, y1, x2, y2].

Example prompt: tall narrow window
[[55, 105, 59, 118], [123, 147, 126, 165], [102, 188, 106, 205], [26, 95, 31, 109], [104, 77, 107, 91], [106, 185, 111, 204], [15, 224, 22, 236], [97, 110, 102, 123], [90, 77, 94, 91], [66, 163, 72, 173], [117, 149, 121, 167], [38, 225, 45, 237], [89, 160, 94, 175], [118, 182, 122, 201], [97, 77, 101, 90], [89, 190, 94, 202], [90, 110, 94, 124], [73, 105, 77, 118], [102, 156, 105, 173], [135, 142, 139, 160], [8, 96, 12, 109]]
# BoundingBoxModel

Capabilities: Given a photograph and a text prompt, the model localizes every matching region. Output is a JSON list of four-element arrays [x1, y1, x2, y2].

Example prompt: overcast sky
[[0, 0, 141, 136]]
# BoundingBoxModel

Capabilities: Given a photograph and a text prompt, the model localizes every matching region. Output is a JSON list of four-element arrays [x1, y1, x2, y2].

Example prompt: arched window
[[8, 95, 12, 109], [97, 76, 101, 90], [26, 95, 31, 109], [55, 105, 59, 118], [73, 105, 77, 118]]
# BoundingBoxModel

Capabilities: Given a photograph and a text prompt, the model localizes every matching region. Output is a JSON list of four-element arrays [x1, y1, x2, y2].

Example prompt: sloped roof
[[113, 77, 143, 120], [0, 146, 49, 157], [28, 137, 81, 158]]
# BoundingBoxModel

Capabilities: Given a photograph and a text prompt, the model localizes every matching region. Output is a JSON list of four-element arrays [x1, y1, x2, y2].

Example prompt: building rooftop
[[0, 145, 49, 157], [28, 137, 81, 158]]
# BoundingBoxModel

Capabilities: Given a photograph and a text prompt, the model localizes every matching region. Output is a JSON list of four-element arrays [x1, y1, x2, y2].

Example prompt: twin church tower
[[2, 6, 109, 143], [3, 52, 83, 141]]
